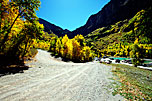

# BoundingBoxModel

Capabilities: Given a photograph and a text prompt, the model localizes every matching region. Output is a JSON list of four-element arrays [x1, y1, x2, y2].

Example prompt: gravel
[[0, 49, 124, 101]]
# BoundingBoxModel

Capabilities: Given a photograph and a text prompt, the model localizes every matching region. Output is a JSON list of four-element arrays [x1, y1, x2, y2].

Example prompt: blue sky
[[36, 0, 110, 31]]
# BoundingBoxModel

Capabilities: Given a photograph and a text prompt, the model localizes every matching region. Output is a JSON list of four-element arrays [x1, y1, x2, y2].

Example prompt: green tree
[[130, 39, 145, 67]]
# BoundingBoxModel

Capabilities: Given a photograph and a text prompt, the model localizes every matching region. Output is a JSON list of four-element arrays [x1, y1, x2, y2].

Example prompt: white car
[[100, 58, 112, 64], [144, 63, 152, 67]]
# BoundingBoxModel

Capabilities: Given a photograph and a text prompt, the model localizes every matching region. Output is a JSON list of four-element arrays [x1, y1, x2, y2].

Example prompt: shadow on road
[[0, 55, 30, 77]]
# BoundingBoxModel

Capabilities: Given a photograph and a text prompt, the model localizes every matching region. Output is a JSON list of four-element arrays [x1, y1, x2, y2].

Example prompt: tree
[[49, 34, 94, 62], [61, 34, 69, 57], [72, 40, 81, 61], [81, 46, 92, 62], [55, 38, 61, 55], [0, 0, 41, 51], [66, 40, 73, 59], [130, 39, 145, 67], [6, 20, 44, 57], [74, 34, 85, 46], [49, 37, 57, 52]]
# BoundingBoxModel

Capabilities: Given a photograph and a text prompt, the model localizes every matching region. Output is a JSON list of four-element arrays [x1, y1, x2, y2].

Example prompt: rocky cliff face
[[38, 18, 71, 37], [71, 0, 152, 37]]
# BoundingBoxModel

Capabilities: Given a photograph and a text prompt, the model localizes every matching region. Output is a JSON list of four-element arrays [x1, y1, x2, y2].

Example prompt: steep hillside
[[86, 8, 152, 48], [71, 0, 152, 37], [38, 18, 71, 37], [85, 8, 152, 58]]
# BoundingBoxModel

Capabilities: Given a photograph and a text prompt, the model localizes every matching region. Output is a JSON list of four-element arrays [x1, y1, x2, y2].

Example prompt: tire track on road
[[0, 65, 87, 100], [17, 65, 90, 101]]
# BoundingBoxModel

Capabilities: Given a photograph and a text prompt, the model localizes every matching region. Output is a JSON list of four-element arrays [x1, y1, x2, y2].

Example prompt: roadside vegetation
[[111, 64, 152, 100], [49, 34, 95, 62], [0, 0, 43, 59], [0, 0, 52, 74]]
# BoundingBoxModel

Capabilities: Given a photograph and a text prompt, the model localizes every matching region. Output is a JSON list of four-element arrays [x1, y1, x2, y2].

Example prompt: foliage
[[34, 32, 56, 51], [130, 39, 145, 66], [49, 34, 94, 62], [122, 8, 152, 44], [0, 0, 43, 59]]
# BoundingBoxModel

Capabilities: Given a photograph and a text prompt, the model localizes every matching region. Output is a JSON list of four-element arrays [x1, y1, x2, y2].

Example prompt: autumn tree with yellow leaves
[[49, 34, 94, 62], [0, 0, 44, 59]]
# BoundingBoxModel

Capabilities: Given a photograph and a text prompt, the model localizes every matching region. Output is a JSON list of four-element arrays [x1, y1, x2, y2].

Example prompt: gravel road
[[0, 49, 124, 101]]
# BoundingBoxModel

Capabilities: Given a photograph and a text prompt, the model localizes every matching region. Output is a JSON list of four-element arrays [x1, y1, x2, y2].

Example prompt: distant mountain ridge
[[39, 0, 152, 38], [71, 0, 152, 37], [38, 18, 71, 37]]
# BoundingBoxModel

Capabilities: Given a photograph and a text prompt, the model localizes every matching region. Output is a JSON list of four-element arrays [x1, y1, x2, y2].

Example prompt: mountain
[[71, 0, 152, 37], [85, 8, 152, 49], [38, 18, 71, 37]]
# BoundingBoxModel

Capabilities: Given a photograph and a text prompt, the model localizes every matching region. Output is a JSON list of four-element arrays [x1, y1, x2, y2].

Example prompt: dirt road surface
[[0, 49, 124, 101]]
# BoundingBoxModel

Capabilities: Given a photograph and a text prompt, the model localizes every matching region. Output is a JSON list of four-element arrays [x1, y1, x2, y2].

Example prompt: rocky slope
[[71, 0, 152, 37], [38, 18, 71, 37]]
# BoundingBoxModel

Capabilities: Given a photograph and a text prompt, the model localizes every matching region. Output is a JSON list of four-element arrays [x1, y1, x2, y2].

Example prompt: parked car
[[123, 60, 127, 63], [109, 58, 114, 60], [105, 60, 112, 64], [121, 60, 126, 63], [100, 58, 112, 64], [143, 63, 152, 67], [115, 59, 120, 63], [125, 59, 132, 64], [124, 59, 132, 64]]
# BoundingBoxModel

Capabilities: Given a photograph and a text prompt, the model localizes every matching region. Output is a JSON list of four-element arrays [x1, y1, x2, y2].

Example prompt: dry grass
[[111, 64, 152, 100]]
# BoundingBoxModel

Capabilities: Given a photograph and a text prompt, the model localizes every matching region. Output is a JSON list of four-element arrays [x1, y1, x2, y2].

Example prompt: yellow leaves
[[56, 39, 61, 54], [74, 34, 85, 45], [74, 34, 84, 40], [72, 39, 80, 46], [62, 34, 69, 45], [66, 40, 73, 59], [1, 0, 9, 6], [136, 10, 145, 17], [8, 34, 12, 40], [39, 23, 44, 29], [134, 38, 139, 44], [50, 34, 94, 62], [35, 41, 50, 50], [81, 46, 92, 61], [72, 40, 81, 59], [0, 0, 45, 58]]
